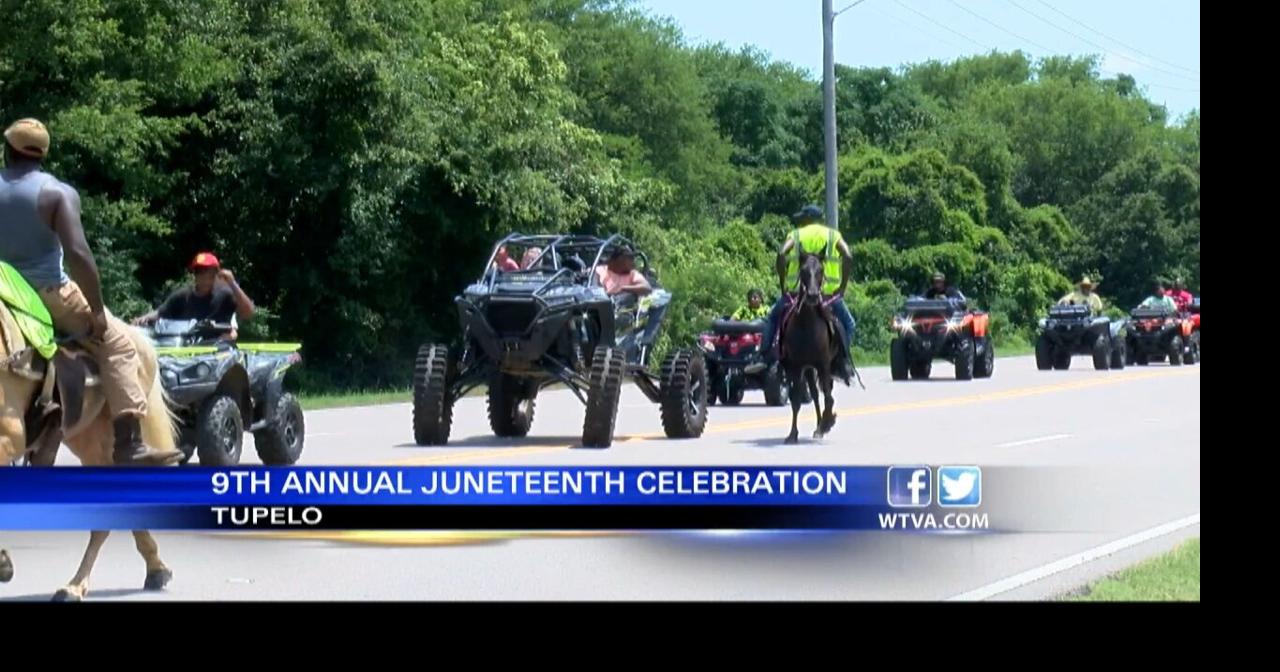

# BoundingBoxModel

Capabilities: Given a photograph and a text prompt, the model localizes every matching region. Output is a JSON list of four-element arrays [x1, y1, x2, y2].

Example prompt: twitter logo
[[937, 466, 982, 507]]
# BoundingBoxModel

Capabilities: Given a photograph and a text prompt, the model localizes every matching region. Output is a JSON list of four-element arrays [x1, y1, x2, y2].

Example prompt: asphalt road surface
[[2, 355, 1200, 600]]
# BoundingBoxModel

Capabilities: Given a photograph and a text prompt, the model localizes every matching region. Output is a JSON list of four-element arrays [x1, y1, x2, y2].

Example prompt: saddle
[[1, 300, 100, 462]]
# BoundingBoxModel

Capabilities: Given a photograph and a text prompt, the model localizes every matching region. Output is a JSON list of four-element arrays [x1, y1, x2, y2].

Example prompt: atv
[[412, 234, 708, 449], [1035, 305, 1126, 371], [698, 318, 788, 406], [889, 297, 994, 381], [1125, 305, 1198, 366], [148, 319, 305, 465]]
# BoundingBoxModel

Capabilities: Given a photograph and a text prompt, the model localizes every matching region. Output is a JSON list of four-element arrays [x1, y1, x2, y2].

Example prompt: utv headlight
[[161, 369, 178, 387]]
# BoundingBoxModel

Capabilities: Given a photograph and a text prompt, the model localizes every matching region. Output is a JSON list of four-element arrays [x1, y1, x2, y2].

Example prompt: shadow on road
[[394, 435, 584, 449], [731, 436, 829, 448], [0, 586, 156, 602]]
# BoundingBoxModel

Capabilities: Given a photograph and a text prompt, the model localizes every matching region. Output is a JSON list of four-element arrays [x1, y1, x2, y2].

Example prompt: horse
[[778, 253, 840, 444], [2, 308, 181, 601]]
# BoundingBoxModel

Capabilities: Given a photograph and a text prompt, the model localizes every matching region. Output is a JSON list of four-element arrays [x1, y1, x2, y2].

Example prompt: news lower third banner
[[0, 465, 998, 532]]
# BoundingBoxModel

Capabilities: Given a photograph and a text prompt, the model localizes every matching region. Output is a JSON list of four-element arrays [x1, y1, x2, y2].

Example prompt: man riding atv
[[731, 289, 769, 322], [1140, 280, 1178, 311], [760, 205, 855, 385], [1166, 278, 1193, 312], [922, 272, 965, 302], [1058, 276, 1105, 316], [133, 252, 255, 340]]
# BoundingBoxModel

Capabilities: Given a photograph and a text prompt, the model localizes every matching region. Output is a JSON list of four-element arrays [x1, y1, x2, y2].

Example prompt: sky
[[639, 0, 1200, 119]]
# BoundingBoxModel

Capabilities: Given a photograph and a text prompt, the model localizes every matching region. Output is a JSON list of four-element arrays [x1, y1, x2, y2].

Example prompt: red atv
[[1125, 303, 1198, 366], [698, 319, 788, 406]]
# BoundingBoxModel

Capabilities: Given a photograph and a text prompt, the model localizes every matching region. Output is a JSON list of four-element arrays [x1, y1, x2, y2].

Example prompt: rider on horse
[[760, 204, 855, 384], [1, 118, 173, 465]]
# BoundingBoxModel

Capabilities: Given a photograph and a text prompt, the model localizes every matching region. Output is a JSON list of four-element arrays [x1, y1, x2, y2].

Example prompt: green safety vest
[[0, 261, 56, 359], [785, 224, 844, 295]]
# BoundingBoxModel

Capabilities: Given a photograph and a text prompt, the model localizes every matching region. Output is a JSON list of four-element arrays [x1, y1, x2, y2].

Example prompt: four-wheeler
[[1035, 305, 1126, 371], [147, 319, 305, 465], [698, 318, 788, 406], [411, 234, 708, 449], [1186, 297, 1200, 361], [889, 297, 994, 381], [1125, 305, 1198, 366]]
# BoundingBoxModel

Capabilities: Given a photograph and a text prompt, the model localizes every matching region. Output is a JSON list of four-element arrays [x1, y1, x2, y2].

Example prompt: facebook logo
[[887, 466, 932, 508], [937, 466, 982, 507]]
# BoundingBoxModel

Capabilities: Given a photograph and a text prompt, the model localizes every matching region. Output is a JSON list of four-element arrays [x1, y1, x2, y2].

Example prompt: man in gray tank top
[[1, 118, 178, 465]]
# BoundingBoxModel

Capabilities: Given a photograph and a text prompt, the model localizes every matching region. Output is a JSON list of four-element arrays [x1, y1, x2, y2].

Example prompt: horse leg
[[819, 372, 837, 435], [808, 370, 823, 438], [786, 368, 801, 444], [1, 384, 28, 583], [53, 530, 110, 602], [134, 531, 173, 591]]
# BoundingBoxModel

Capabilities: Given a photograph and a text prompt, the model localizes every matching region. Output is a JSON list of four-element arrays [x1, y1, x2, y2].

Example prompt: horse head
[[797, 253, 825, 307]]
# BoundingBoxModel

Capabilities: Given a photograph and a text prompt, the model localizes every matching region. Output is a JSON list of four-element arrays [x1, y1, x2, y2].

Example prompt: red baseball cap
[[189, 252, 221, 270]]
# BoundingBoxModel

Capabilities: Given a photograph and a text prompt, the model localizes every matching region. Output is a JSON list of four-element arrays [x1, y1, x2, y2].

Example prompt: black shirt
[[923, 286, 965, 301], [157, 286, 238, 323]]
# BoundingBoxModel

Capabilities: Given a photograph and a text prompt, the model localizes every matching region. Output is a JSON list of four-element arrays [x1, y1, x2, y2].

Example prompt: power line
[[946, 0, 1057, 53], [1003, 0, 1199, 83], [869, 4, 972, 53], [1035, 0, 1200, 76], [891, 0, 992, 51]]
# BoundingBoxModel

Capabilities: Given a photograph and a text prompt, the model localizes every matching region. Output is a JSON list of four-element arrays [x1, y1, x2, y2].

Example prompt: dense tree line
[[1, 0, 1200, 389]]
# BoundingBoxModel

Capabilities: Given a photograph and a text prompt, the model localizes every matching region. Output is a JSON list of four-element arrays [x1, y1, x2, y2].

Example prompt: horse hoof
[[52, 588, 82, 602], [785, 435, 799, 445], [144, 568, 173, 591], [0, 550, 13, 583], [812, 431, 825, 439]]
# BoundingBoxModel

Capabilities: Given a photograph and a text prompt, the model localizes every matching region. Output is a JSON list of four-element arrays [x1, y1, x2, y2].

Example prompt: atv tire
[[890, 338, 909, 380], [413, 344, 453, 446], [196, 394, 243, 466], [954, 336, 975, 380], [660, 348, 708, 439], [1109, 341, 1126, 370], [253, 392, 305, 465], [763, 365, 788, 406], [974, 337, 995, 378], [1035, 334, 1053, 371], [582, 346, 625, 448], [1092, 336, 1111, 371], [909, 358, 932, 380], [1167, 335, 1183, 367]]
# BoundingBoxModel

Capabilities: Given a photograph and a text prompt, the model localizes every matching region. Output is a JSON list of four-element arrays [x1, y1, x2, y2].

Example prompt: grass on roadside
[[1067, 538, 1200, 602]]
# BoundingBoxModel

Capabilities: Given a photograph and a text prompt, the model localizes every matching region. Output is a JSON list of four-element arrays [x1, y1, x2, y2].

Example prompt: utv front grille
[[486, 301, 540, 337]]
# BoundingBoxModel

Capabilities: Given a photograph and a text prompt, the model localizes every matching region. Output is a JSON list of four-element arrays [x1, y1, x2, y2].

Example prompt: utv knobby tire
[[890, 338, 909, 381], [413, 344, 453, 446], [197, 394, 243, 466], [582, 346, 625, 448], [488, 374, 537, 438], [954, 336, 975, 381], [660, 349, 708, 439], [1109, 341, 1126, 370], [253, 393, 305, 465]]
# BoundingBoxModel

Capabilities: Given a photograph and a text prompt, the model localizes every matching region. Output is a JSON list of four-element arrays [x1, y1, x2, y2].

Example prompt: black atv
[[412, 234, 708, 449], [148, 319, 305, 465], [698, 318, 788, 406], [1125, 306, 1198, 366], [889, 297, 994, 381], [1035, 305, 1126, 371]]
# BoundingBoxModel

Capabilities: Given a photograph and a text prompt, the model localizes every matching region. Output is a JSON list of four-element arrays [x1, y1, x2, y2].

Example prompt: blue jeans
[[762, 295, 855, 359]]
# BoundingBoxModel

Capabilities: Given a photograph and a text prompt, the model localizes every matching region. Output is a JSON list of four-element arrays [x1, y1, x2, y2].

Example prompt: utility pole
[[823, 0, 838, 230]]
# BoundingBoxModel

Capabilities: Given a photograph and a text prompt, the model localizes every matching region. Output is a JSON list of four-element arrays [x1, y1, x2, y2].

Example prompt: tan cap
[[4, 118, 50, 159]]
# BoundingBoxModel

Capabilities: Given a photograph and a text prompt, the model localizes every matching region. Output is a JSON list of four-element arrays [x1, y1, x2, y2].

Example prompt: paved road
[[2, 355, 1200, 600]]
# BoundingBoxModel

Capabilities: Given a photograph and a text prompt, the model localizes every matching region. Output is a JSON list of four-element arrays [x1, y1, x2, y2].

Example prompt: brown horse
[[1, 308, 181, 600], [779, 254, 839, 444]]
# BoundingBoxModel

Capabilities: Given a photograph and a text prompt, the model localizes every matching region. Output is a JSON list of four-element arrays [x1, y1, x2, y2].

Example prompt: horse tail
[[121, 317, 179, 451]]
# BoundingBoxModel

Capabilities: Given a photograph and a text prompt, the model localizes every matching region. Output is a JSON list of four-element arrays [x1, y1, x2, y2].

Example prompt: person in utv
[[731, 288, 769, 322], [133, 252, 255, 340]]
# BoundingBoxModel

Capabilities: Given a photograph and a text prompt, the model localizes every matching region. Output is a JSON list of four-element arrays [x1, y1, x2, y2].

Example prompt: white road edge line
[[946, 513, 1201, 601], [996, 433, 1073, 448]]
